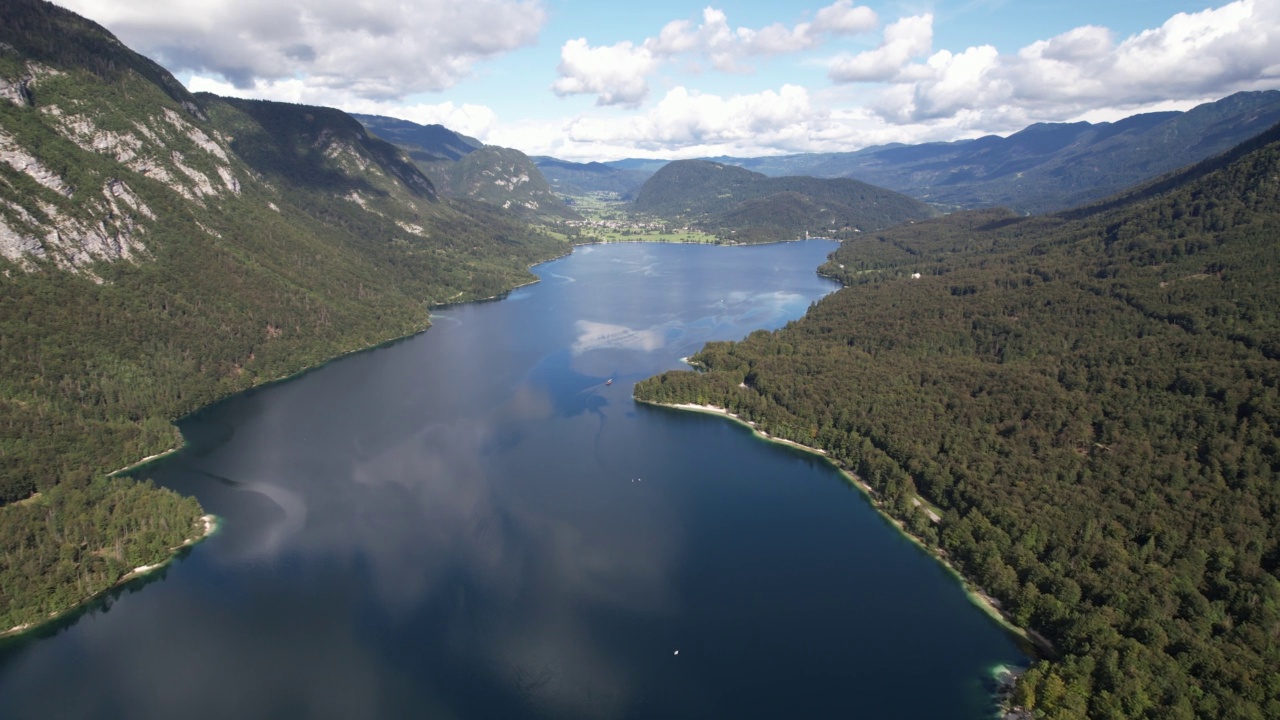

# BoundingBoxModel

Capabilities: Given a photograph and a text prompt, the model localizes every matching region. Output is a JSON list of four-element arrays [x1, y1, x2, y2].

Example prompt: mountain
[[532, 156, 653, 197], [420, 145, 580, 220], [633, 159, 938, 243], [356, 114, 577, 220], [715, 91, 1280, 213], [350, 114, 482, 161], [0, 0, 568, 630], [604, 157, 670, 172], [637, 124, 1280, 718]]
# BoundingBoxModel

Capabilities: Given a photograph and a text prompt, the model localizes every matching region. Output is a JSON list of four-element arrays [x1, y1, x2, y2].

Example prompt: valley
[[561, 192, 720, 244]]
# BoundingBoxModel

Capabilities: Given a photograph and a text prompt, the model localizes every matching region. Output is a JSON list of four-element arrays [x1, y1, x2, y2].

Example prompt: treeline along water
[[0, 242, 1024, 719]]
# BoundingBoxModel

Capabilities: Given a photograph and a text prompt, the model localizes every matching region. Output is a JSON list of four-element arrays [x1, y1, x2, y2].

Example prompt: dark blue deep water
[[0, 242, 1025, 719]]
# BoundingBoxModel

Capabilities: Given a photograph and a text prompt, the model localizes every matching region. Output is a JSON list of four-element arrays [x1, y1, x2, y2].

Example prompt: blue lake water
[[0, 241, 1025, 718]]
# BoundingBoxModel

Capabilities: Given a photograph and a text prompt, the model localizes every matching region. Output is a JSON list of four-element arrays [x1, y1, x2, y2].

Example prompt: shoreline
[[7, 251, 563, 642], [637, 398, 1054, 660], [1, 514, 219, 640], [107, 447, 183, 478], [571, 236, 837, 249]]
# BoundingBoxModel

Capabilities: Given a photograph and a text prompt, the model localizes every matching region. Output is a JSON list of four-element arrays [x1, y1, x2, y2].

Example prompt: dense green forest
[[0, 479, 205, 630], [0, 0, 568, 631], [636, 126, 1280, 718]]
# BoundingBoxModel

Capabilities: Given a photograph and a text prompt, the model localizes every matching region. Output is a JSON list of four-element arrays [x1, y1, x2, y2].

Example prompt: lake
[[0, 241, 1026, 719]]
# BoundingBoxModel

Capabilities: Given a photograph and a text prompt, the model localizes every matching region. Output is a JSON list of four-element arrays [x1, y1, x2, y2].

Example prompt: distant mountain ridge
[[532, 156, 653, 197], [713, 91, 1280, 213], [633, 159, 937, 243], [352, 114, 482, 161], [542, 91, 1280, 213]]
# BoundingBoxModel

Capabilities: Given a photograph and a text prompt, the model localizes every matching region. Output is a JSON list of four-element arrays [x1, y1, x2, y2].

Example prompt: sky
[[52, 0, 1280, 161]]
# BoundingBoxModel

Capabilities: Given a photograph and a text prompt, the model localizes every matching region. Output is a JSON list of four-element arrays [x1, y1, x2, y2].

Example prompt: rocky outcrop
[[0, 132, 73, 196], [43, 106, 241, 205], [217, 166, 241, 194], [0, 209, 44, 264], [0, 155, 150, 270], [396, 220, 426, 236], [0, 56, 63, 108], [0, 76, 32, 107], [170, 150, 217, 198], [105, 178, 155, 220]]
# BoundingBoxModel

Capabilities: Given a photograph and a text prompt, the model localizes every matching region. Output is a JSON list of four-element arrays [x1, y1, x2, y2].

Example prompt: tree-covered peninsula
[[636, 125, 1280, 718]]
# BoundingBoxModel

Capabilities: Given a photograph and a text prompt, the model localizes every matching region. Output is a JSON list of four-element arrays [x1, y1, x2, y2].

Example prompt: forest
[[0, 478, 204, 631], [636, 125, 1280, 719]]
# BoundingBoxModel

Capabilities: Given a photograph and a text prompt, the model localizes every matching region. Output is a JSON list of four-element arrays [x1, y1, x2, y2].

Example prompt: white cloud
[[649, 3, 878, 66], [552, 2, 876, 105], [813, 0, 880, 35], [841, 0, 1280, 126], [584, 85, 820, 151], [54, 0, 545, 100], [488, 85, 1008, 162], [498, 85, 838, 160], [84, 0, 1280, 162], [828, 14, 933, 83], [187, 75, 500, 140], [551, 39, 658, 107]]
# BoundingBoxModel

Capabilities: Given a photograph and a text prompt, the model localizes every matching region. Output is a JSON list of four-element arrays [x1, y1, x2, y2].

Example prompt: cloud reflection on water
[[188, 370, 683, 717], [572, 320, 666, 355]]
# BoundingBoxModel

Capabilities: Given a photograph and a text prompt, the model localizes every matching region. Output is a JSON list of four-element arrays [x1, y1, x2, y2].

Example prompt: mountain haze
[[714, 91, 1280, 213]]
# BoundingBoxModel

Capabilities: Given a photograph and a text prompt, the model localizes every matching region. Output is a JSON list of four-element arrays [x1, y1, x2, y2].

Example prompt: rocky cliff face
[[0, 37, 449, 278], [0, 106, 154, 271]]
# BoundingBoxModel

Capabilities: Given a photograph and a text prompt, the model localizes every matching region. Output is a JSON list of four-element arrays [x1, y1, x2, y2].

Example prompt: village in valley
[[560, 191, 722, 244]]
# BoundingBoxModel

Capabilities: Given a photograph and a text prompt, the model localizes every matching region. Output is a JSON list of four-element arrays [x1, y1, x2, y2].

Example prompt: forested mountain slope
[[418, 145, 580, 221], [356, 115, 578, 221], [0, 0, 567, 630], [716, 91, 1280, 214], [636, 125, 1280, 718], [633, 159, 938, 243]]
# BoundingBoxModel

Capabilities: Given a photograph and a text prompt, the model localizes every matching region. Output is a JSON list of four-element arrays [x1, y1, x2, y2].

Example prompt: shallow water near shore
[[0, 241, 1025, 719]]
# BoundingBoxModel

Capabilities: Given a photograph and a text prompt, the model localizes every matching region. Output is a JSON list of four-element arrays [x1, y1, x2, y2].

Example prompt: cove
[[0, 241, 1025, 719]]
